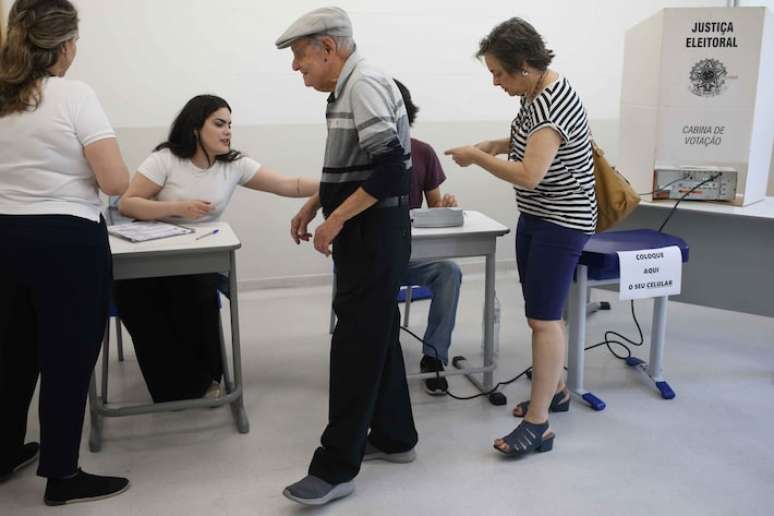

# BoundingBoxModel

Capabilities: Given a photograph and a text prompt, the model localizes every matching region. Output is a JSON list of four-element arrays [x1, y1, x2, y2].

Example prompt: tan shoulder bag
[[591, 140, 640, 232]]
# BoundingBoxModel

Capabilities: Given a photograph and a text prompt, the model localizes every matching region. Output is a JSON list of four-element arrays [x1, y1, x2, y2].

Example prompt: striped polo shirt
[[509, 76, 597, 233], [321, 51, 412, 215]]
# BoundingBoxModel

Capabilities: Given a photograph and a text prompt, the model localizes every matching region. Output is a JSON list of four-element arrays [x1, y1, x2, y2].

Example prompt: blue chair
[[396, 285, 432, 328], [565, 229, 689, 411], [328, 276, 433, 335]]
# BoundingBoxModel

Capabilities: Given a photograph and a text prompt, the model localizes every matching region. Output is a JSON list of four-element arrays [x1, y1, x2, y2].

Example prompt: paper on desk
[[108, 221, 193, 243]]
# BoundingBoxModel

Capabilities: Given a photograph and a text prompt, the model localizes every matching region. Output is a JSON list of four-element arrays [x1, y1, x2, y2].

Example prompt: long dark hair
[[394, 79, 419, 127], [0, 0, 79, 117], [155, 94, 242, 165]]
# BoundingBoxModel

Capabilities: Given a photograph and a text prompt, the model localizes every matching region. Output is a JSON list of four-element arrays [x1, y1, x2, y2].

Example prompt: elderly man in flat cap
[[277, 6, 418, 507]]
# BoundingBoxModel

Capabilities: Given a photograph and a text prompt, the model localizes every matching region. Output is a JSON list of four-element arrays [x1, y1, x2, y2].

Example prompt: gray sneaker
[[363, 442, 416, 463], [282, 475, 354, 506]]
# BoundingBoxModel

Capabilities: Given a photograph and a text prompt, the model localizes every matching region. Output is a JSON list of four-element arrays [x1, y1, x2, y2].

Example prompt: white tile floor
[[3, 270, 774, 515]]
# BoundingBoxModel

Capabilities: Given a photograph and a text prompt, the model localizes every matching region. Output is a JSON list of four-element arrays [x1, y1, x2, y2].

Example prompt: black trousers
[[113, 274, 222, 403], [309, 207, 418, 484], [0, 214, 111, 478]]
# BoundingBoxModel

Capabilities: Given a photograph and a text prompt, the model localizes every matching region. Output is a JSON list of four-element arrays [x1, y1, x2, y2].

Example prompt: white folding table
[[88, 220, 249, 451]]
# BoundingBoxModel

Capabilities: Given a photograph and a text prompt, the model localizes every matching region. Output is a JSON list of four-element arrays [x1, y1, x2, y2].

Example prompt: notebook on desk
[[107, 221, 194, 243]]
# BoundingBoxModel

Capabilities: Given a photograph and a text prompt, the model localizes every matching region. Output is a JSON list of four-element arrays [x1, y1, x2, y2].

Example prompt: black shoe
[[420, 355, 448, 396], [0, 442, 40, 482], [44, 469, 130, 506]]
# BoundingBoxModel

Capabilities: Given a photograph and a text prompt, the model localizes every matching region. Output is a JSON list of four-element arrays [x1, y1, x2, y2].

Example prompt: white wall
[[63, 0, 725, 128], [741, 0, 774, 9], [12, 0, 764, 287]]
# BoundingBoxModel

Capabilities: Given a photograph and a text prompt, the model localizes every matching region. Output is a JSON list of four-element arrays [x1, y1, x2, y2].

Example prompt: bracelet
[[296, 177, 300, 195]]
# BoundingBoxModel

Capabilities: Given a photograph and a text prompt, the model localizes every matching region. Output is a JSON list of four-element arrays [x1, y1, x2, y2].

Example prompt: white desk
[[617, 197, 774, 317], [330, 210, 510, 399], [88, 221, 249, 451]]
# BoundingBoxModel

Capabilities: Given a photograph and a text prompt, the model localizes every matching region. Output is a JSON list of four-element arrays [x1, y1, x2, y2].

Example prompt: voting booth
[[618, 7, 774, 206]]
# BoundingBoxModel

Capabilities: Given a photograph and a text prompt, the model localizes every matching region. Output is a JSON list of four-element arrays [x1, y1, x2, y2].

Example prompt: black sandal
[[512, 389, 570, 418], [494, 420, 554, 457]]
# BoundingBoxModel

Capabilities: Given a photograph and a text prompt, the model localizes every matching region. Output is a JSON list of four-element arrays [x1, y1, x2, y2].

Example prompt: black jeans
[[309, 206, 418, 484], [0, 214, 111, 478], [113, 274, 222, 402]]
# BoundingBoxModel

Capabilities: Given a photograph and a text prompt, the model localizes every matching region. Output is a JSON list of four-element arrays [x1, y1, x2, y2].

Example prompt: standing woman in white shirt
[[115, 94, 319, 403], [0, 0, 131, 506]]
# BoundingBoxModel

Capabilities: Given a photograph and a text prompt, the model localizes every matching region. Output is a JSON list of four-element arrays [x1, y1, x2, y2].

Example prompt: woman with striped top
[[446, 17, 597, 458]]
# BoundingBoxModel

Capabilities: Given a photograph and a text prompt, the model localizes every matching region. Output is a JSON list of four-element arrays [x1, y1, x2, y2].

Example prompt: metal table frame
[[88, 222, 249, 451]]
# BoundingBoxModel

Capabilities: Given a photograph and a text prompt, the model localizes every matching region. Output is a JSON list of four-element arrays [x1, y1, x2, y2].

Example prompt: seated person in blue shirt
[[394, 80, 463, 395], [115, 94, 318, 402]]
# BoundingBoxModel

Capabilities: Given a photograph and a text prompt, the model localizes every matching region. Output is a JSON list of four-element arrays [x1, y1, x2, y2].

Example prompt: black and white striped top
[[509, 76, 597, 233]]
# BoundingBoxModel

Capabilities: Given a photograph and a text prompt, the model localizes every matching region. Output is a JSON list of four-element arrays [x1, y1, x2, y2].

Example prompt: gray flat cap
[[275, 6, 353, 49]]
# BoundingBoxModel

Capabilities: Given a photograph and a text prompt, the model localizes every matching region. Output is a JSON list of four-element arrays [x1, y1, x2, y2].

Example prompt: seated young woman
[[115, 94, 318, 402]]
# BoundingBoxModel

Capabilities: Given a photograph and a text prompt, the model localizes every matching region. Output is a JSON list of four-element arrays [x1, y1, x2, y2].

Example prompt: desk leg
[[88, 373, 103, 452], [219, 313, 234, 394], [625, 296, 675, 399], [482, 252, 495, 391], [567, 265, 605, 411], [88, 326, 111, 453], [649, 296, 675, 399], [649, 296, 667, 381], [451, 251, 498, 403], [228, 252, 250, 434], [100, 324, 110, 404]]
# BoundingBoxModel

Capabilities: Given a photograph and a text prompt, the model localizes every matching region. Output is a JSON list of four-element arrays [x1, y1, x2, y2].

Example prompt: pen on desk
[[195, 229, 220, 240]]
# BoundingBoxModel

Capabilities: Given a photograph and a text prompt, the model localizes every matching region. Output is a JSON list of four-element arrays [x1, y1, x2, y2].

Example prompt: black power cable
[[399, 325, 531, 402], [399, 174, 723, 401], [657, 173, 722, 232], [584, 300, 643, 358]]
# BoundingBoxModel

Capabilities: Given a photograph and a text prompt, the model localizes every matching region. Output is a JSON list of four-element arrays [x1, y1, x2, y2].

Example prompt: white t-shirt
[[137, 148, 260, 223], [0, 77, 115, 222]]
